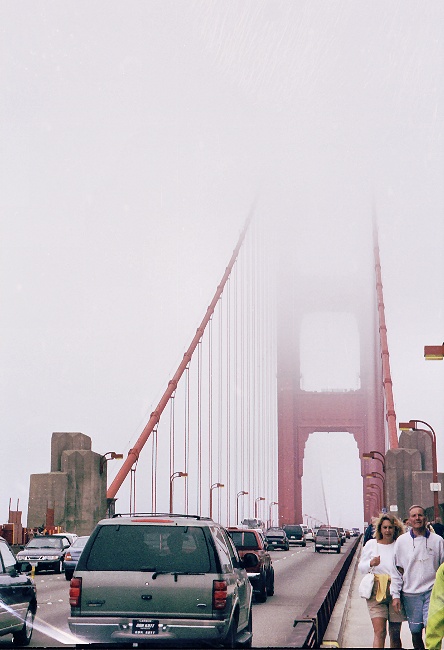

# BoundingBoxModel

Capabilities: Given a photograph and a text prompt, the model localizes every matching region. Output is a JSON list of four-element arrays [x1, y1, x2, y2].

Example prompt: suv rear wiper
[[148, 569, 205, 580], [172, 571, 205, 575]]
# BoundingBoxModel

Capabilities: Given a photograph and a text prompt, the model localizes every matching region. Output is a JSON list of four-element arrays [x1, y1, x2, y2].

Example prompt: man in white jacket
[[391, 505, 444, 649]]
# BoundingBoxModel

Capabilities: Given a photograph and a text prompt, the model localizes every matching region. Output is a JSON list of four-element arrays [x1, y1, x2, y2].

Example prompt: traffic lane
[[253, 540, 350, 648], [0, 573, 76, 648]]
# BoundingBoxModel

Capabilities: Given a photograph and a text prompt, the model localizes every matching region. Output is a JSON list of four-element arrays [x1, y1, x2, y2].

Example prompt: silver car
[[68, 513, 253, 647]]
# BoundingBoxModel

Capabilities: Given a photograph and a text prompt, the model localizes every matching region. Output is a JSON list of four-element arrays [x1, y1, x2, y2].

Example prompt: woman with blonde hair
[[358, 513, 406, 648]]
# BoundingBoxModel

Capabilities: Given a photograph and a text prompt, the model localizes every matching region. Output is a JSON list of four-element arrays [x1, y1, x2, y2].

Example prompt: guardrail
[[291, 534, 361, 647]]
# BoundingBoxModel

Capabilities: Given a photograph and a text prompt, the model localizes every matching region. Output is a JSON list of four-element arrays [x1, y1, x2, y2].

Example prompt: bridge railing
[[291, 535, 361, 647]]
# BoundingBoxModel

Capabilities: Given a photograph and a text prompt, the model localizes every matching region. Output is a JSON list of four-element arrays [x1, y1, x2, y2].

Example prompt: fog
[[1, 2, 443, 529]]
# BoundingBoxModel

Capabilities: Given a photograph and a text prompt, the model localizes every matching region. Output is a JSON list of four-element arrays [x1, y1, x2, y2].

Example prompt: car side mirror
[[17, 561, 32, 574]]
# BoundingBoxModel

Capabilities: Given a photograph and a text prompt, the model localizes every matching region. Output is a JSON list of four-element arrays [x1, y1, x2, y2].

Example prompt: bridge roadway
[[11, 538, 419, 649]]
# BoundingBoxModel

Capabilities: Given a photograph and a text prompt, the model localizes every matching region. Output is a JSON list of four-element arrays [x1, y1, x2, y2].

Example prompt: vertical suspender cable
[[209, 318, 213, 497], [185, 366, 190, 513], [240, 252, 245, 501], [218, 299, 223, 520], [169, 397, 175, 484], [151, 427, 158, 512], [233, 264, 239, 516], [197, 341, 202, 514], [226, 279, 231, 524]]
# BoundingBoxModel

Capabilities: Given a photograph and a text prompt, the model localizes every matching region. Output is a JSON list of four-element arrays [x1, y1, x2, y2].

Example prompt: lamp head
[[424, 344, 444, 360]]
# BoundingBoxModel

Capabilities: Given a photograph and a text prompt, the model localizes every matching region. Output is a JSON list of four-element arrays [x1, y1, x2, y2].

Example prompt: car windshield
[[26, 537, 64, 549], [85, 525, 212, 573], [71, 536, 89, 549], [229, 531, 259, 549]]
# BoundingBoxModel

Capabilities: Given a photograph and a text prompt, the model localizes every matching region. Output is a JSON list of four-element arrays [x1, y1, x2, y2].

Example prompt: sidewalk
[[321, 541, 413, 648]]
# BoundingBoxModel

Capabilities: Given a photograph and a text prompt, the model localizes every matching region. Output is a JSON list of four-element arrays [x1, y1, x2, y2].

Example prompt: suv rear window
[[229, 531, 259, 549], [317, 529, 337, 537], [85, 525, 212, 573], [283, 526, 302, 535]]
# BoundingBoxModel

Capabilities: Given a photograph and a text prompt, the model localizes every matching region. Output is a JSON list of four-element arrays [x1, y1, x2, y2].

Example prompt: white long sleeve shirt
[[359, 538, 396, 575], [390, 530, 444, 598]]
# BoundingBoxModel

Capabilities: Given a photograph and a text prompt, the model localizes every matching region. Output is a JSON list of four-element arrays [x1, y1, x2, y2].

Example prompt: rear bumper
[[315, 543, 339, 550], [69, 615, 231, 645]]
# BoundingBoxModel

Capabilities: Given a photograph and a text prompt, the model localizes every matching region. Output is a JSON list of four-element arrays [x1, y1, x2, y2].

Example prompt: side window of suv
[[212, 528, 233, 574], [0, 540, 16, 572]]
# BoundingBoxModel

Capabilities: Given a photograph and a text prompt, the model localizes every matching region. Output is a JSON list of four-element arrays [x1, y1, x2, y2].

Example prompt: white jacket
[[390, 530, 444, 598], [359, 538, 396, 575]]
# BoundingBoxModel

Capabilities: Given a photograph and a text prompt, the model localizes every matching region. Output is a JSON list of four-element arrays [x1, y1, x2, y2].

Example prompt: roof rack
[[112, 512, 213, 521]]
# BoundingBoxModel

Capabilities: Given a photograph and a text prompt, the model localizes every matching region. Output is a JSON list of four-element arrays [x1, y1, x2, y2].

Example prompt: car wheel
[[256, 574, 268, 603], [54, 560, 63, 574], [285, 543, 289, 551], [266, 569, 274, 596], [315, 547, 320, 552], [12, 607, 34, 646], [302, 542, 306, 547], [336, 547, 341, 553], [223, 611, 239, 648], [65, 571, 73, 581]]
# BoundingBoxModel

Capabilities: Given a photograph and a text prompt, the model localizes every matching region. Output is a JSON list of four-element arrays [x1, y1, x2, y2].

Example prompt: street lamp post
[[369, 482, 383, 506], [366, 491, 378, 510], [269, 502, 278, 527], [100, 451, 124, 475], [362, 450, 385, 471], [366, 471, 386, 511], [236, 491, 248, 525], [366, 489, 380, 511], [210, 483, 224, 520], [169, 472, 188, 513], [399, 420, 440, 522], [254, 497, 265, 520]]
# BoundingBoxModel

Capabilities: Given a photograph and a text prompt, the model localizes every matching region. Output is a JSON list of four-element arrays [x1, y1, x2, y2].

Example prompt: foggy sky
[[1, 1, 443, 529]]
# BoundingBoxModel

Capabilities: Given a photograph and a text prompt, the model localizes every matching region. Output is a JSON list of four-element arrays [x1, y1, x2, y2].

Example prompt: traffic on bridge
[[2, 2, 443, 649]]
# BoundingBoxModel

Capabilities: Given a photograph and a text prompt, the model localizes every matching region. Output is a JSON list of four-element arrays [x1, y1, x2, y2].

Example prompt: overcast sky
[[1, 1, 443, 531]]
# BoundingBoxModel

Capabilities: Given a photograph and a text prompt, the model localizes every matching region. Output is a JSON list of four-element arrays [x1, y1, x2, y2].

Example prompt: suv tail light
[[213, 580, 228, 610], [69, 577, 82, 607]]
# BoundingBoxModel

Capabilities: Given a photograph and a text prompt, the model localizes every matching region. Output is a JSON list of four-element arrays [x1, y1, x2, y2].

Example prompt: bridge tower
[[276, 233, 388, 526]]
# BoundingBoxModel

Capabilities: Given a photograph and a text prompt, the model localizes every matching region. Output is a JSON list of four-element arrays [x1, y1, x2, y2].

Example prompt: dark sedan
[[16, 535, 71, 574], [265, 527, 290, 551], [0, 536, 37, 646], [63, 536, 89, 580]]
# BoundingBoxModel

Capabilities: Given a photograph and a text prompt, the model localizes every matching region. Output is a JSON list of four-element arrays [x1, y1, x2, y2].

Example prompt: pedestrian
[[391, 504, 444, 649], [430, 517, 444, 539], [425, 562, 444, 650], [364, 520, 375, 546], [358, 513, 406, 648]]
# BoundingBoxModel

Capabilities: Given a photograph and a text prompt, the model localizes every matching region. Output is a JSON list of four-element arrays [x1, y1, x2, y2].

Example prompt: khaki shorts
[[367, 581, 406, 622]]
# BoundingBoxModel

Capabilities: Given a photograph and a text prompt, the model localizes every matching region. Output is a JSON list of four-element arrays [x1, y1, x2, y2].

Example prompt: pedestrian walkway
[[322, 540, 413, 648]]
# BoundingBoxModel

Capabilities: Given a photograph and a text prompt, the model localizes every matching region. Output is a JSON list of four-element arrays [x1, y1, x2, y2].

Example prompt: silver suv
[[68, 513, 253, 647]]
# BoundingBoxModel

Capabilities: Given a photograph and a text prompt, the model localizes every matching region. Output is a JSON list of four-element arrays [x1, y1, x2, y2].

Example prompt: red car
[[227, 527, 274, 602]]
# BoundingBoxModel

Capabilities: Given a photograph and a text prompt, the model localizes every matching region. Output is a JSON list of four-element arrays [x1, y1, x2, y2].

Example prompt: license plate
[[132, 619, 159, 635], [290, 536, 295, 539], [272, 541, 277, 544]]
